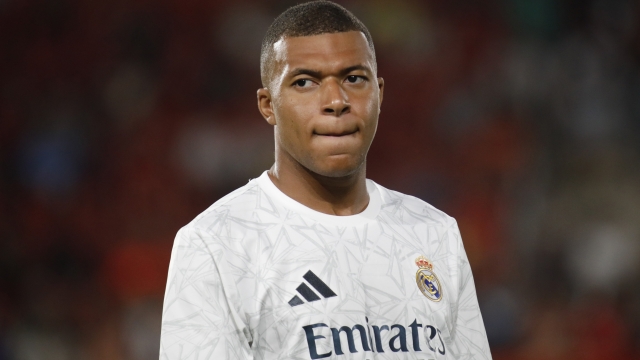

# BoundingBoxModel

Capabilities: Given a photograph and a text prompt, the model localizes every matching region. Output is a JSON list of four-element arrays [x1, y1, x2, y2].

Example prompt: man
[[160, 1, 492, 359]]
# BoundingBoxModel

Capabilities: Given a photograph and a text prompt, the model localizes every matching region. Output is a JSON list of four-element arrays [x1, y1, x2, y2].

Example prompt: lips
[[314, 129, 358, 136], [313, 124, 359, 137]]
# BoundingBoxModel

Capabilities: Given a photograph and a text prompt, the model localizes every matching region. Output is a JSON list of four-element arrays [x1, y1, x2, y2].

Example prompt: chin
[[308, 156, 364, 178]]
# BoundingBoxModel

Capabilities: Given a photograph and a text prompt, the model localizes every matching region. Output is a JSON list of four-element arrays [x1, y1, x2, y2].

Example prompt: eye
[[345, 75, 365, 84], [294, 79, 314, 88]]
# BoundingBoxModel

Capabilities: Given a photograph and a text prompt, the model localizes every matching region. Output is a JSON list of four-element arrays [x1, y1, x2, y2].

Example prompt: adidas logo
[[288, 270, 337, 307]]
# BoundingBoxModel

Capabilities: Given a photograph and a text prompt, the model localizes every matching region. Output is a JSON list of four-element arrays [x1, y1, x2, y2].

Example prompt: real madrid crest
[[415, 256, 443, 302]]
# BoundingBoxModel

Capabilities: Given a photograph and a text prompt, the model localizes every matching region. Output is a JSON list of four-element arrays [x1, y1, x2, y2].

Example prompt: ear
[[377, 77, 384, 113], [257, 88, 276, 126]]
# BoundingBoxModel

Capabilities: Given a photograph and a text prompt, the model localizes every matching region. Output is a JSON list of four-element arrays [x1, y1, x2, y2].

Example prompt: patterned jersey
[[160, 171, 492, 360]]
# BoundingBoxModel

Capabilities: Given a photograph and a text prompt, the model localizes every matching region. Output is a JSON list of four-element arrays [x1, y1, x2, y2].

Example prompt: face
[[257, 31, 384, 178]]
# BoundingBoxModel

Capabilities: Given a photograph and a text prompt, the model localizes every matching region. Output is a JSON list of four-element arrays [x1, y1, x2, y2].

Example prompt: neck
[[267, 151, 370, 216]]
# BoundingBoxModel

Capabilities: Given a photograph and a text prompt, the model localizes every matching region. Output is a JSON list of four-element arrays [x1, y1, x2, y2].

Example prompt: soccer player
[[160, 1, 492, 359]]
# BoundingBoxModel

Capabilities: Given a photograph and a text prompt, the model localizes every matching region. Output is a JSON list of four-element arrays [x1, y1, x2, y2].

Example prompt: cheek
[[274, 100, 313, 145], [366, 90, 381, 115], [354, 93, 379, 128], [285, 105, 307, 129]]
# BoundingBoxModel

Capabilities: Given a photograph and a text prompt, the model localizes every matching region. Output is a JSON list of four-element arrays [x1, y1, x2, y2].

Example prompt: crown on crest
[[415, 256, 433, 270]]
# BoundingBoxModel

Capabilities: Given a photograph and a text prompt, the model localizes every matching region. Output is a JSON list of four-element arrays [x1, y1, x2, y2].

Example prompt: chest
[[233, 223, 456, 359]]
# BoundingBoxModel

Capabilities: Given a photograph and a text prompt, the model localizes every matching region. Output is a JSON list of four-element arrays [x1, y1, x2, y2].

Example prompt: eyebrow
[[287, 64, 371, 79]]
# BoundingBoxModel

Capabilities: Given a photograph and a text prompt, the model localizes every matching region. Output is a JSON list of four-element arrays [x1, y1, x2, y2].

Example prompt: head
[[257, 0, 384, 178]]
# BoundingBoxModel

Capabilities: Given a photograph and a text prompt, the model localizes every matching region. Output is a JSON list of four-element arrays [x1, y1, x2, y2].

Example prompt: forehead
[[272, 31, 374, 74]]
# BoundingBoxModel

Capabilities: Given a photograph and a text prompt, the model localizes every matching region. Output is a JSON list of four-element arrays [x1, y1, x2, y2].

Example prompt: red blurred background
[[1, 0, 640, 359]]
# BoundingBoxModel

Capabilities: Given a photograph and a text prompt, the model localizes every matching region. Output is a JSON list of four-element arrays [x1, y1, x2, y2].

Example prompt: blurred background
[[1, 0, 640, 359]]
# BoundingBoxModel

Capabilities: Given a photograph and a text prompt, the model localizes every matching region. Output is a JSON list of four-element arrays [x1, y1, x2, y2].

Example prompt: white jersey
[[160, 171, 492, 360]]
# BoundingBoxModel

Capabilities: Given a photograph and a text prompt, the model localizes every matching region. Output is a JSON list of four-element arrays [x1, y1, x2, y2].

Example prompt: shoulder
[[372, 180, 457, 228], [181, 177, 268, 237]]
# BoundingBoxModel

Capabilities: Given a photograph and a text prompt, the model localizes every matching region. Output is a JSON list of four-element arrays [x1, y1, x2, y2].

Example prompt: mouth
[[313, 129, 358, 137]]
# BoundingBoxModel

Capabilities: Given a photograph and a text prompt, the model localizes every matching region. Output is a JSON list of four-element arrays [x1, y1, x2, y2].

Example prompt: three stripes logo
[[288, 270, 337, 307]]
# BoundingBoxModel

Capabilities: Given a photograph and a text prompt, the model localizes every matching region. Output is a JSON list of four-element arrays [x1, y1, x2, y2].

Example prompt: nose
[[321, 79, 350, 117]]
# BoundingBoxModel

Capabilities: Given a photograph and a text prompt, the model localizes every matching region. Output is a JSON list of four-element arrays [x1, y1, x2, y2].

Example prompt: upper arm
[[449, 218, 493, 359], [160, 226, 252, 360]]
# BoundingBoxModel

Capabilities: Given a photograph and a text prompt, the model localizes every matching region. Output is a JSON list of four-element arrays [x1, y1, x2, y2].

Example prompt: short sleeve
[[160, 226, 252, 359], [449, 219, 493, 359]]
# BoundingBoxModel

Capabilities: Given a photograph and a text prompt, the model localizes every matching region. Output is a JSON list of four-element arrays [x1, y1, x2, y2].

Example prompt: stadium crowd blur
[[1, 0, 640, 359]]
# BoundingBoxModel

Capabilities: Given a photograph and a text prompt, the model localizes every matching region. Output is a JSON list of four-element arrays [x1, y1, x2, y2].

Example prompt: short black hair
[[260, 0, 376, 87]]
